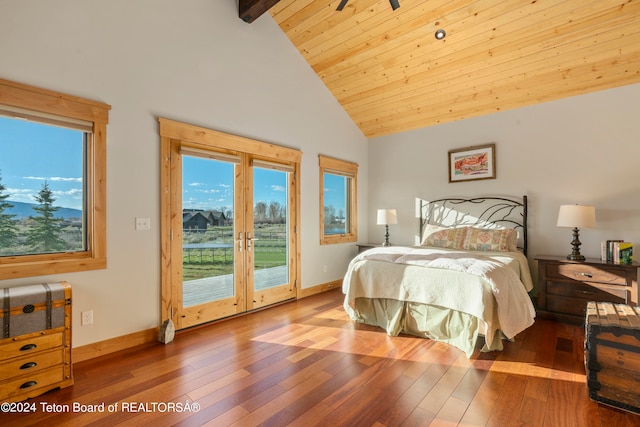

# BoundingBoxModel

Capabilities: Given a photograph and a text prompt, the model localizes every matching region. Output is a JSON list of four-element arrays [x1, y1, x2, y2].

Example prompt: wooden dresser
[[535, 255, 639, 324], [0, 282, 73, 402]]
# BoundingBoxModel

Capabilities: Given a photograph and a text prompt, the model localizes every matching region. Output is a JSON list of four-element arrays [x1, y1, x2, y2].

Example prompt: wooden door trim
[[159, 118, 301, 163], [159, 118, 301, 327]]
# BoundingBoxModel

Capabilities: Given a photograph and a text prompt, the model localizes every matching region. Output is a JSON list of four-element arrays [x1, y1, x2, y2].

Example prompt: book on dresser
[[619, 242, 634, 265], [601, 240, 634, 264]]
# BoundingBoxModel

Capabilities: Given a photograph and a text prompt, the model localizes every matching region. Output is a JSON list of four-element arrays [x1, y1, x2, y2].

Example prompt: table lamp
[[377, 209, 397, 247], [556, 204, 596, 261]]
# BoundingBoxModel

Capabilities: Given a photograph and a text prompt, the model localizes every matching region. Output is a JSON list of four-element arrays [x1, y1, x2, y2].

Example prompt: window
[[319, 155, 358, 245], [0, 79, 110, 279]]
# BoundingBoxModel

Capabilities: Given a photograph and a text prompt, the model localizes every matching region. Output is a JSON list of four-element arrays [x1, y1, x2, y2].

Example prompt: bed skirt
[[349, 297, 504, 357]]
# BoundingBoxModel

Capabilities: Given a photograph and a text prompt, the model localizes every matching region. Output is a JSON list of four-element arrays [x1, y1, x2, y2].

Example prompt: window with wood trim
[[319, 155, 358, 245], [0, 79, 110, 279]]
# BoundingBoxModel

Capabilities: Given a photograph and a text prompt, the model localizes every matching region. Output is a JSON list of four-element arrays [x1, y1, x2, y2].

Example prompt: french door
[[159, 118, 301, 329]]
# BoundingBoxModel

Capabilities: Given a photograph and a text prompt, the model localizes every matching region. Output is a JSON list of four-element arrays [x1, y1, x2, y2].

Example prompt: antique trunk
[[0, 282, 72, 402], [584, 301, 640, 414]]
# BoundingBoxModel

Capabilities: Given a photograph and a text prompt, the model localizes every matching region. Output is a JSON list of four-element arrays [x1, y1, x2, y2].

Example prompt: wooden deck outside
[[182, 265, 288, 306]]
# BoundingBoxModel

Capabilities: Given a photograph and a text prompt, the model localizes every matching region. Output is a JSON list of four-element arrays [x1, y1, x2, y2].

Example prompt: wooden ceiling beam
[[239, 0, 281, 23]]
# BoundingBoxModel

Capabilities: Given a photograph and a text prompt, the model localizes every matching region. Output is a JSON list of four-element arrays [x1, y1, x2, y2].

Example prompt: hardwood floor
[[3, 288, 640, 427]]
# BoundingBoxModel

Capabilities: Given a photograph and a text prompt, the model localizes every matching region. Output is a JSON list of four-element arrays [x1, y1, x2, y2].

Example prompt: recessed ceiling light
[[435, 29, 446, 40]]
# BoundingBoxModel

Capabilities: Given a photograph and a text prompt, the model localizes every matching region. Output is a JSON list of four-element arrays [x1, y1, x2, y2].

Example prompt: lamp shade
[[377, 209, 397, 225], [556, 205, 596, 228]]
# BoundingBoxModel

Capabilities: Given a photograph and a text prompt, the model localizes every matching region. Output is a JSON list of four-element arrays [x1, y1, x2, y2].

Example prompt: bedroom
[[0, 0, 639, 424]]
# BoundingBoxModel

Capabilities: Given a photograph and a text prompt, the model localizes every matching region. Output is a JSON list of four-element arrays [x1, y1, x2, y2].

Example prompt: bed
[[342, 196, 536, 357]]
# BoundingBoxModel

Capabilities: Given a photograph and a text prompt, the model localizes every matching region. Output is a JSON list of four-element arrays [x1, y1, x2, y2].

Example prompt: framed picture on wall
[[448, 143, 496, 183]]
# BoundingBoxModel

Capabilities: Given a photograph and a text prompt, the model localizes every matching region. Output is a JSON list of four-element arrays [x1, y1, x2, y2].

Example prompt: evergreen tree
[[0, 173, 18, 250], [26, 181, 66, 252]]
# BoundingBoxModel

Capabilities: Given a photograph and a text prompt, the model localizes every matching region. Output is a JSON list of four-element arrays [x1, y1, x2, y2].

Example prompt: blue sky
[[183, 156, 292, 212], [182, 155, 346, 214], [323, 173, 347, 215], [0, 116, 84, 210], [0, 116, 346, 214]]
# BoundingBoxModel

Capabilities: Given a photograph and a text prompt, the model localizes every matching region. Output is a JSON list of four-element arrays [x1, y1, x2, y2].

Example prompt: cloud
[[6, 188, 32, 194], [4, 187, 34, 203], [271, 185, 286, 192], [24, 176, 82, 182], [53, 188, 83, 197]]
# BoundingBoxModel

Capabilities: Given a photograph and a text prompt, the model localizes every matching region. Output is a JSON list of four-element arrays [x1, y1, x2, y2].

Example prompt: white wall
[[0, 0, 368, 347], [368, 83, 640, 284]]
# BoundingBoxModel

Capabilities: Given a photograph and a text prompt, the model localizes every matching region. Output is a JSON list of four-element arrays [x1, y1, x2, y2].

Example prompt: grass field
[[182, 225, 287, 281]]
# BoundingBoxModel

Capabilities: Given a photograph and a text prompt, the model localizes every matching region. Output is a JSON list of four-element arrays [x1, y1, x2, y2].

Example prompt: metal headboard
[[420, 195, 528, 256]]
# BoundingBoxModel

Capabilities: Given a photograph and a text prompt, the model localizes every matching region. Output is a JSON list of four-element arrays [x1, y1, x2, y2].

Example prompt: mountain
[[3, 201, 82, 220]]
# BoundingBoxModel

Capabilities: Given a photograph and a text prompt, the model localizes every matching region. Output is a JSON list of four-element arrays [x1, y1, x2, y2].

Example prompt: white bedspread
[[342, 246, 536, 346]]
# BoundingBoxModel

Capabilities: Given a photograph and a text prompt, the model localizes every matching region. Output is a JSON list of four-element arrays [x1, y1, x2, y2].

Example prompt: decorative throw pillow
[[422, 225, 467, 249], [506, 229, 519, 252], [463, 227, 516, 252], [420, 224, 445, 246]]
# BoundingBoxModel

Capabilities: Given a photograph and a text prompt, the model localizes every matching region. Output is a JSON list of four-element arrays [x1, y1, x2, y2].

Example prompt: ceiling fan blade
[[336, 0, 349, 11], [337, 0, 399, 12]]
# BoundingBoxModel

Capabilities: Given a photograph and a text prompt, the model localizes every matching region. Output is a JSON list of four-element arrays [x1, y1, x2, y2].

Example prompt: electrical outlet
[[323, 265, 328, 273], [81, 310, 93, 326]]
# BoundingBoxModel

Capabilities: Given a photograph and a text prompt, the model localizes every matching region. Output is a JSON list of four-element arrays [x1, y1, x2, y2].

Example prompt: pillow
[[420, 224, 446, 245], [463, 227, 517, 252], [421, 225, 467, 249]]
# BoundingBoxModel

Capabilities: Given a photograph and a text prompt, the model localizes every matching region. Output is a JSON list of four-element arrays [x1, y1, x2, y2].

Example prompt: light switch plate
[[135, 217, 151, 230]]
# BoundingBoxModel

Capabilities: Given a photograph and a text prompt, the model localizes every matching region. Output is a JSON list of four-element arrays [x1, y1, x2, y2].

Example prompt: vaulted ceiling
[[259, 0, 640, 138]]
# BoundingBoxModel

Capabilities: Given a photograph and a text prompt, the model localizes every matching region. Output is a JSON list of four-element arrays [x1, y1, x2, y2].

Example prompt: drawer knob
[[20, 343, 37, 351], [20, 380, 38, 389], [20, 361, 38, 370]]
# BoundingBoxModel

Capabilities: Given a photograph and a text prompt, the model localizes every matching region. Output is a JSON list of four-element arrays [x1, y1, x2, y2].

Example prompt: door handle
[[247, 232, 258, 251]]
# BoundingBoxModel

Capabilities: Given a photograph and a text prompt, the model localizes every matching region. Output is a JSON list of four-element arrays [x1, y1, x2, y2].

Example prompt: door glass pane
[[253, 167, 288, 291], [182, 155, 235, 307]]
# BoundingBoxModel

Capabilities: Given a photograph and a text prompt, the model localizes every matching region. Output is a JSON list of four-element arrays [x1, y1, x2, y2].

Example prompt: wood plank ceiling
[[267, 0, 640, 138]]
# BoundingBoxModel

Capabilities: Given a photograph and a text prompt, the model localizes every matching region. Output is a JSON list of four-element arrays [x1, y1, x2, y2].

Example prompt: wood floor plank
[[432, 395, 470, 426], [2, 289, 639, 426], [486, 373, 529, 426], [418, 353, 472, 416]]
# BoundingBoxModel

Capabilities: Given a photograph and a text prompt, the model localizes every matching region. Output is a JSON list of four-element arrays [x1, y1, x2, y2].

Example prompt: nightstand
[[356, 243, 382, 253], [535, 255, 639, 324]]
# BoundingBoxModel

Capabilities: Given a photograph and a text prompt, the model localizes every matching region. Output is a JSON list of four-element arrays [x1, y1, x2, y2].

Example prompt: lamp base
[[382, 224, 392, 247], [566, 253, 586, 261], [567, 226, 585, 262]]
